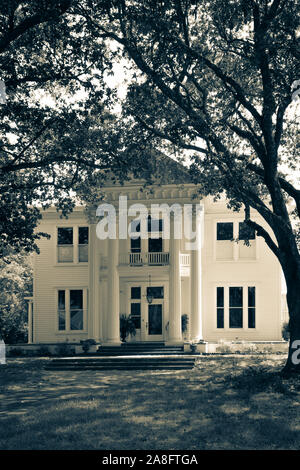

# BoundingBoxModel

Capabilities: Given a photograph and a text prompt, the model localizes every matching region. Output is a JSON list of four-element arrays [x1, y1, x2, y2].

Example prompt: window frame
[[215, 284, 257, 331], [55, 287, 88, 333], [214, 219, 258, 262], [56, 225, 89, 265]]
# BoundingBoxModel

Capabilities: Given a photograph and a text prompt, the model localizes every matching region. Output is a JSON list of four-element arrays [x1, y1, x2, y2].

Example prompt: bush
[[181, 314, 189, 333], [282, 321, 290, 341]]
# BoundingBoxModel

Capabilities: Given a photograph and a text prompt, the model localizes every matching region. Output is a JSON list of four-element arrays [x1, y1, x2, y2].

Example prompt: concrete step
[[46, 356, 195, 371]]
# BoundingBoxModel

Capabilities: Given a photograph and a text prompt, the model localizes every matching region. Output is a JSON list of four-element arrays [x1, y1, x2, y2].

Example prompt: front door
[[128, 284, 165, 342], [145, 303, 163, 341]]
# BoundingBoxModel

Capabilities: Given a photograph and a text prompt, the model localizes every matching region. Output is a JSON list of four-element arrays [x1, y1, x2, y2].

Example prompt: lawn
[[0, 355, 300, 450]]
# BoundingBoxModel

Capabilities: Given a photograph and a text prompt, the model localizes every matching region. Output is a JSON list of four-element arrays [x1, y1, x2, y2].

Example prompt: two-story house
[[31, 172, 282, 347]]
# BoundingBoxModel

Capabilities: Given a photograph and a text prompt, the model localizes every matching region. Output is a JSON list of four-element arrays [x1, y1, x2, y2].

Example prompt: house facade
[[31, 181, 283, 346]]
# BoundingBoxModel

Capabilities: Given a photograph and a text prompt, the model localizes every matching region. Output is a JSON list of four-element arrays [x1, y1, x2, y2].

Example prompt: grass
[[0, 355, 300, 450]]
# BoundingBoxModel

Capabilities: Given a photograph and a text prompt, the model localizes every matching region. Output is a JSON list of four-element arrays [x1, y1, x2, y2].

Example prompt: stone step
[[46, 356, 195, 371]]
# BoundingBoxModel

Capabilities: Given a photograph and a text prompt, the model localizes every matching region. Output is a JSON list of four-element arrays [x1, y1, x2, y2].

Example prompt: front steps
[[97, 342, 184, 356], [45, 342, 196, 371], [46, 356, 195, 371]]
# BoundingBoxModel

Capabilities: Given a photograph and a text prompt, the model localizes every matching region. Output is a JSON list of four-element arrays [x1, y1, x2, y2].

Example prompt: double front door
[[129, 285, 164, 341]]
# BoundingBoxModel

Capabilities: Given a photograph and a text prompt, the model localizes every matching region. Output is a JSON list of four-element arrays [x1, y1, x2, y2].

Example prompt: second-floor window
[[57, 227, 89, 263]]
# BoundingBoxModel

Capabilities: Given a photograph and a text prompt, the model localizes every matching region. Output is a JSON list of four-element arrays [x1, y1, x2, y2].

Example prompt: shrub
[[181, 314, 189, 333], [282, 321, 290, 341]]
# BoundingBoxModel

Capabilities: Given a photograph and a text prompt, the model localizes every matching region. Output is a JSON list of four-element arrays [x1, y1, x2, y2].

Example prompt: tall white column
[[168, 213, 182, 345], [89, 224, 101, 340], [106, 235, 121, 345], [191, 206, 204, 341]]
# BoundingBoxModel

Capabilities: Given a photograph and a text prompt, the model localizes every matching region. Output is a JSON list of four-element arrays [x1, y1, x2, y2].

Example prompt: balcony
[[100, 252, 191, 271], [120, 252, 170, 266]]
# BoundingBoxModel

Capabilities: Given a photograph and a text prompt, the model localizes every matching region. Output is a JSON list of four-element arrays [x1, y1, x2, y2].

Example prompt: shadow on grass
[[1, 356, 300, 450]]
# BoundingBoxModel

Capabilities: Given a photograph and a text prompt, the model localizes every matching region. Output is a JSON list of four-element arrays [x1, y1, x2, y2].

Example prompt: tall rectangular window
[[78, 227, 89, 262], [57, 227, 73, 262], [216, 287, 224, 328], [57, 288, 86, 331], [58, 290, 66, 330], [70, 290, 83, 330], [229, 287, 243, 328], [248, 287, 256, 328], [130, 286, 141, 329]]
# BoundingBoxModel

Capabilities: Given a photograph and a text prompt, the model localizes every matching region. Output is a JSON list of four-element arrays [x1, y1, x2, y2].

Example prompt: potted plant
[[120, 314, 136, 342], [181, 314, 189, 340], [80, 339, 97, 353]]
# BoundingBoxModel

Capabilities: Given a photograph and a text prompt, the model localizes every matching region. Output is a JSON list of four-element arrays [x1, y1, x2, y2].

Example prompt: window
[[148, 237, 163, 253], [130, 237, 141, 253], [148, 216, 163, 233], [216, 287, 224, 328], [57, 228, 73, 262], [248, 287, 256, 328], [147, 286, 164, 299], [229, 287, 243, 328], [216, 286, 255, 329], [239, 222, 255, 241], [217, 222, 233, 240], [78, 227, 89, 262], [130, 287, 141, 329], [57, 288, 86, 331], [57, 227, 89, 263]]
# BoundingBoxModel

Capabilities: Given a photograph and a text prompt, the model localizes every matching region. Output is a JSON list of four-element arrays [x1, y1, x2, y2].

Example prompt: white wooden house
[[30, 174, 283, 347]]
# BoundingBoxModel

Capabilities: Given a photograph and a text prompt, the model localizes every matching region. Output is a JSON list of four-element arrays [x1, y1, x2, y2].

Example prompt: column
[[88, 224, 101, 340], [190, 205, 204, 341], [167, 213, 182, 345], [106, 235, 121, 345]]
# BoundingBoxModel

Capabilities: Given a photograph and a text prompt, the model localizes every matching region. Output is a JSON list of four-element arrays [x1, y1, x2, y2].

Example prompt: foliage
[[80, 338, 97, 353], [76, 0, 300, 370], [0, 250, 32, 343], [282, 321, 290, 341], [120, 314, 136, 342], [181, 314, 189, 333]]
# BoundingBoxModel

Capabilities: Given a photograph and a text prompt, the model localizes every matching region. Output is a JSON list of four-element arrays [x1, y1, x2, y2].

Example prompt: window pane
[[148, 237, 163, 253], [248, 287, 256, 307], [58, 290, 65, 310], [217, 222, 233, 240], [78, 244, 88, 262], [217, 287, 224, 307], [57, 245, 73, 263], [130, 303, 141, 329], [79, 227, 89, 244], [57, 227, 73, 245], [217, 308, 224, 328], [70, 309, 83, 330], [239, 222, 255, 241], [248, 308, 256, 328], [229, 287, 243, 307], [131, 237, 141, 253], [148, 217, 163, 232], [147, 286, 164, 299], [70, 290, 83, 309], [131, 287, 141, 299], [229, 308, 243, 328], [130, 303, 141, 316], [130, 220, 141, 233], [58, 310, 66, 330]]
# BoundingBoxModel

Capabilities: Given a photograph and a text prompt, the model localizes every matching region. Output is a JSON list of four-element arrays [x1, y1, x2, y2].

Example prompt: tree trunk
[[282, 262, 300, 374]]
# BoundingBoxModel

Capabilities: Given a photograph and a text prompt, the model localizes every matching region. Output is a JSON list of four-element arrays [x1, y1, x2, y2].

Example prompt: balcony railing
[[120, 252, 170, 266], [100, 252, 191, 269]]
